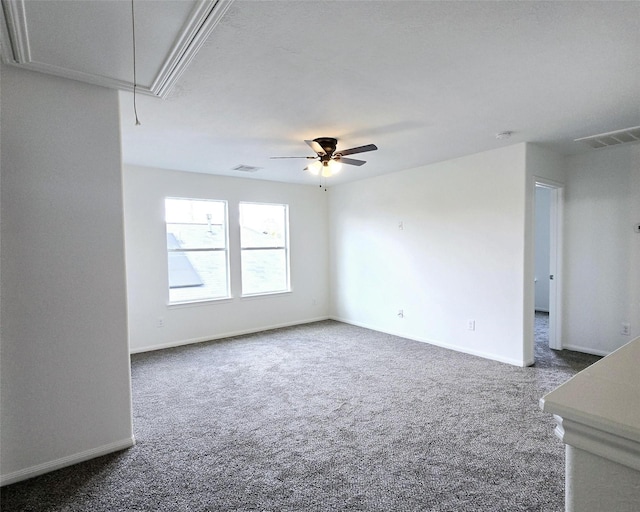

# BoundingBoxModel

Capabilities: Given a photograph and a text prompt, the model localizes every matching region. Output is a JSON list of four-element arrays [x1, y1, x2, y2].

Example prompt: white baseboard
[[130, 316, 331, 354], [0, 436, 135, 487], [563, 344, 610, 357], [330, 316, 527, 367]]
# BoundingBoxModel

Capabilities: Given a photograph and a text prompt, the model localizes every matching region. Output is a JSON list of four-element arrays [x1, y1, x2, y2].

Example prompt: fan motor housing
[[314, 137, 338, 156]]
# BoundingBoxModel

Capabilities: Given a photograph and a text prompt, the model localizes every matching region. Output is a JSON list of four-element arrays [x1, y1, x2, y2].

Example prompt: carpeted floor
[[1, 316, 601, 511]]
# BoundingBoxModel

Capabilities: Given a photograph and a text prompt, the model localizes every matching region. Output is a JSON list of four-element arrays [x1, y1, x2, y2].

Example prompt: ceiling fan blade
[[337, 157, 366, 166], [270, 156, 316, 159], [305, 139, 326, 156], [334, 143, 378, 157]]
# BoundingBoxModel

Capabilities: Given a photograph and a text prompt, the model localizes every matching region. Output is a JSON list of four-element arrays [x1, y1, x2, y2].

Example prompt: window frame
[[165, 197, 230, 305], [239, 201, 291, 297]]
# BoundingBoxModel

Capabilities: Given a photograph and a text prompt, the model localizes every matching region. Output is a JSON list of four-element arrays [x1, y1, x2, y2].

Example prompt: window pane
[[166, 197, 228, 304], [241, 249, 288, 295], [166, 197, 225, 225], [239, 202, 289, 295], [240, 203, 287, 248], [168, 249, 204, 288], [169, 250, 228, 303], [167, 223, 225, 250]]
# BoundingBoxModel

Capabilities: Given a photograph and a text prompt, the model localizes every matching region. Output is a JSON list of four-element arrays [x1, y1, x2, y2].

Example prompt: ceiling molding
[[0, 0, 29, 62], [0, 0, 233, 98], [11, 59, 157, 96], [151, 0, 233, 98]]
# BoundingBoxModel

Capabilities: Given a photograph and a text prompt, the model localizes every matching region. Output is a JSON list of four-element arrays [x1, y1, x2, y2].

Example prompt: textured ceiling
[[4, 1, 640, 186], [120, 0, 640, 185]]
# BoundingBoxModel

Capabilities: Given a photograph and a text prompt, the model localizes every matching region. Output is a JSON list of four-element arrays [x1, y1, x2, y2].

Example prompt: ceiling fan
[[271, 137, 378, 177]]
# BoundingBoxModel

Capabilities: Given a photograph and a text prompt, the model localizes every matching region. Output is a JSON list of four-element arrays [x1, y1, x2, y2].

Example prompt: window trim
[[165, 197, 230, 305], [239, 201, 291, 297]]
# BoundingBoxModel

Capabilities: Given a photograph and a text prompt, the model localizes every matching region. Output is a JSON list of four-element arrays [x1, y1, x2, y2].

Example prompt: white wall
[[535, 187, 551, 311], [563, 143, 640, 354], [123, 165, 329, 352], [329, 144, 530, 366], [0, 65, 133, 484]]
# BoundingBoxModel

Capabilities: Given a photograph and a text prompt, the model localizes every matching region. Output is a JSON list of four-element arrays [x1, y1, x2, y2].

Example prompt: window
[[165, 198, 229, 303], [240, 202, 290, 296]]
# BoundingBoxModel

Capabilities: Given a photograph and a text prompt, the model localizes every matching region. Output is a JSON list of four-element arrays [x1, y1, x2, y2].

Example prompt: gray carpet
[[1, 316, 601, 511]]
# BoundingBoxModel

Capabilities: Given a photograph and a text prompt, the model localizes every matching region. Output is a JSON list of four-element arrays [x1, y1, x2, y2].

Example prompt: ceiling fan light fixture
[[328, 159, 342, 175], [306, 160, 322, 175], [320, 160, 342, 177], [274, 137, 377, 178]]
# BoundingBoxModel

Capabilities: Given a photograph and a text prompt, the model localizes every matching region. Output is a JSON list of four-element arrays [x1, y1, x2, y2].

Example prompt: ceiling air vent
[[575, 126, 640, 149], [232, 165, 261, 173]]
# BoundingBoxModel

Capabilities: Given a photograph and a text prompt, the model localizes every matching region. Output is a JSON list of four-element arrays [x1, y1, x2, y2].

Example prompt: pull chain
[[131, 0, 141, 126]]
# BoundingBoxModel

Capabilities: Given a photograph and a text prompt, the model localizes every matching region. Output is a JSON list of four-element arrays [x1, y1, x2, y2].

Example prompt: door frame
[[534, 178, 563, 350]]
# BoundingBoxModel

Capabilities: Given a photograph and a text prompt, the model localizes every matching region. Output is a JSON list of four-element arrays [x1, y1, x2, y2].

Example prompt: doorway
[[534, 180, 563, 353]]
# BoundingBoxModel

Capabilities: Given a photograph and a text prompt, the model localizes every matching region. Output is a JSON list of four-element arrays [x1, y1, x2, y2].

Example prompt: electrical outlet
[[467, 320, 476, 331], [621, 323, 630, 336], [398, 309, 404, 318], [157, 317, 164, 328]]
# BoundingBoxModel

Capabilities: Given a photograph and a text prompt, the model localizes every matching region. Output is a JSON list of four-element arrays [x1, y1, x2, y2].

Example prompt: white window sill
[[240, 290, 292, 301], [167, 296, 233, 308]]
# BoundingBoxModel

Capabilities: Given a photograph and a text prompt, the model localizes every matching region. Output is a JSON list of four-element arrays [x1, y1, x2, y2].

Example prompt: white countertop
[[540, 336, 640, 442], [540, 337, 640, 470]]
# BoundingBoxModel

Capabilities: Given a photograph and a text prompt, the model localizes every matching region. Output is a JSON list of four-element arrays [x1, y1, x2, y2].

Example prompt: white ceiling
[[3, 0, 639, 186]]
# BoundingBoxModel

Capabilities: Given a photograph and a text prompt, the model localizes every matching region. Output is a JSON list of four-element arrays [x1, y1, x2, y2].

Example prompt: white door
[[535, 181, 563, 351]]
